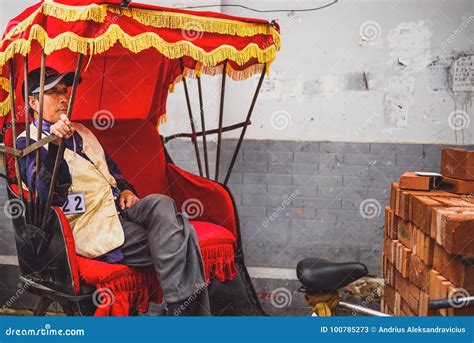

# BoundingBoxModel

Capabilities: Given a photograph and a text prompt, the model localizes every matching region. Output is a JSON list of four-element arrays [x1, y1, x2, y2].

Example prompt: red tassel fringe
[[94, 266, 162, 316], [200, 243, 238, 282]]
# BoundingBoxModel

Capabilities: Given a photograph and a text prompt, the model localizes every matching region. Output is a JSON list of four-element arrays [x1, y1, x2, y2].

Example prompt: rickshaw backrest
[[5, 119, 170, 198]]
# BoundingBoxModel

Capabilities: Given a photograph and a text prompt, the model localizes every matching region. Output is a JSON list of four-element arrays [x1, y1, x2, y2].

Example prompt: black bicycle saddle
[[296, 258, 368, 293]]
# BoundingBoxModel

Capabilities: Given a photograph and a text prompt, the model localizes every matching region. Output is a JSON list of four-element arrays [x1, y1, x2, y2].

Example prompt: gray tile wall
[[166, 139, 474, 275], [1, 140, 472, 276]]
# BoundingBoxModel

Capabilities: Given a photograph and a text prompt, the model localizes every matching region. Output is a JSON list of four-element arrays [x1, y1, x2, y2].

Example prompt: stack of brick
[[381, 148, 474, 316]]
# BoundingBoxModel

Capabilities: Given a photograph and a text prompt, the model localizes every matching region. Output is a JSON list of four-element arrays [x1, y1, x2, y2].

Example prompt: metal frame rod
[[196, 75, 210, 178], [42, 54, 84, 227], [429, 296, 474, 310], [34, 50, 46, 226], [223, 65, 266, 185], [8, 60, 24, 204], [23, 56, 32, 223], [180, 59, 203, 177], [215, 61, 227, 181], [164, 120, 251, 143], [338, 301, 391, 317]]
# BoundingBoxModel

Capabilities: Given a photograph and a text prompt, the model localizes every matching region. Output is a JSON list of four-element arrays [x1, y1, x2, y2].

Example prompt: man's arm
[[17, 137, 72, 206]]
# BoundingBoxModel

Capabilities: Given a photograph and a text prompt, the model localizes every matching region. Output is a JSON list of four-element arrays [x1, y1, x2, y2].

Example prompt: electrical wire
[[178, 1, 338, 13]]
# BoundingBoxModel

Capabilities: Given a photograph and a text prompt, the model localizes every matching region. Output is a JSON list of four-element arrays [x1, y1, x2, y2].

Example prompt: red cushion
[[191, 221, 237, 282], [191, 221, 235, 247]]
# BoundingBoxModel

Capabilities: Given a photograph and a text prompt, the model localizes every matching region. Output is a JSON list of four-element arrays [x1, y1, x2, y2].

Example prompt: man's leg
[[121, 194, 210, 316]]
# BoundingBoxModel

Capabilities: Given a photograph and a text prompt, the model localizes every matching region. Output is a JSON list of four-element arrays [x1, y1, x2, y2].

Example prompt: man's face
[[29, 81, 70, 123]]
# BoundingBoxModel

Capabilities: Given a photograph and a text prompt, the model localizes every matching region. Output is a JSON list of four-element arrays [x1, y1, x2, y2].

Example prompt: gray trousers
[[117, 194, 210, 313]]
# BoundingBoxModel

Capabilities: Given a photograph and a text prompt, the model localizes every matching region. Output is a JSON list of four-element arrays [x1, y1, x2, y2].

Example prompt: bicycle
[[296, 258, 474, 316]]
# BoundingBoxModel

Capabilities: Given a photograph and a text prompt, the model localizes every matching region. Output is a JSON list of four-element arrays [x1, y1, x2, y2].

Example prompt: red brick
[[438, 176, 474, 195], [400, 172, 433, 191], [431, 207, 474, 255], [432, 243, 474, 291], [411, 225, 433, 266], [431, 196, 474, 207], [410, 196, 444, 235], [390, 182, 399, 211], [441, 148, 474, 181], [408, 254, 430, 292], [396, 271, 420, 314], [397, 220, 414, 250]]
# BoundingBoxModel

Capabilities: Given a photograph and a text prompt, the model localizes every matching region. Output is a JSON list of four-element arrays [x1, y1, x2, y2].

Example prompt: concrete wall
[[1, 0, 473, 144]]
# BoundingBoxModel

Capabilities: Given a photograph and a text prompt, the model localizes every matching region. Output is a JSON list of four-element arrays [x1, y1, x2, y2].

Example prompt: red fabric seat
[[191, 221, 237, 282], [6, 120, 240, 316]]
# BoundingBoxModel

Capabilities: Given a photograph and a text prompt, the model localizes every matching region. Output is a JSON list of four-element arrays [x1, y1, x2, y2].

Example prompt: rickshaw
[[0, 0, 280, 316]]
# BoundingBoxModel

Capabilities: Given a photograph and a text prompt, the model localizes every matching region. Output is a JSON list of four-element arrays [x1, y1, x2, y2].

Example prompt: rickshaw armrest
[[166, 163, 237, 239]]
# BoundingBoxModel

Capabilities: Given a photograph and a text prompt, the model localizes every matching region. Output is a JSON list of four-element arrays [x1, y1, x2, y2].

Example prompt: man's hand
[[50, 114, 75, 144], [119, 189, 139, 210]]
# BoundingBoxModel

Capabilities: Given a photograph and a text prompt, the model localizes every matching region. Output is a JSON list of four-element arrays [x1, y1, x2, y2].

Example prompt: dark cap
[[24, 67, 82, 97]]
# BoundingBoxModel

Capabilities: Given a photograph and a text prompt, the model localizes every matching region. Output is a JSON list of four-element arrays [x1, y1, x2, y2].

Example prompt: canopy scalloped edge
[[0, 23, 277, 69], [2, 1, 280, 51]]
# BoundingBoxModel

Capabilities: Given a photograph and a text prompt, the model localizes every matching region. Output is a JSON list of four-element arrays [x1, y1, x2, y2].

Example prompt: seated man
[[17, 67, 210, 316]]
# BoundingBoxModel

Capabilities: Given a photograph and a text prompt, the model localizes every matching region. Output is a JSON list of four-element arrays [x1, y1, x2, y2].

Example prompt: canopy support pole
[[196, 75, 210, 178], [215, 61, 227, 182], [23, 55, 33, 223], [180, 59, 203, 177], [8, 60, 24, 205], [41, 54, 83, 230], [33, 51, 46, 226], [224, 65, 266, 186]]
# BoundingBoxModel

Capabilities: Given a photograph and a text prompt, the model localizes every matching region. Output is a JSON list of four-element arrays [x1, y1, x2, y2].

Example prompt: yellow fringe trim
[[42, 1, 107, 23], [156, 113, 167, 129], [107, 6, 281, 50], [1, 1, 107, 48], [1, 1, 280, 52], [0, 24, 277, 70], [0, 77, 11, 117]]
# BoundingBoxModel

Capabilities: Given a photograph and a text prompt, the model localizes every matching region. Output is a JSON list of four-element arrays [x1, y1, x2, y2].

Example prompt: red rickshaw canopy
[[0, 0, 280, 126]]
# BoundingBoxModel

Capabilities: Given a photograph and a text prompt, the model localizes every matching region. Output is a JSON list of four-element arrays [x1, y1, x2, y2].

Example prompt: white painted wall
[[1, 0, 473, 144]]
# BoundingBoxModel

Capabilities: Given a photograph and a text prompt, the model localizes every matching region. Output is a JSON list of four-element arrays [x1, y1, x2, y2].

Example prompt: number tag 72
[[61, 193, 86, 215]]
